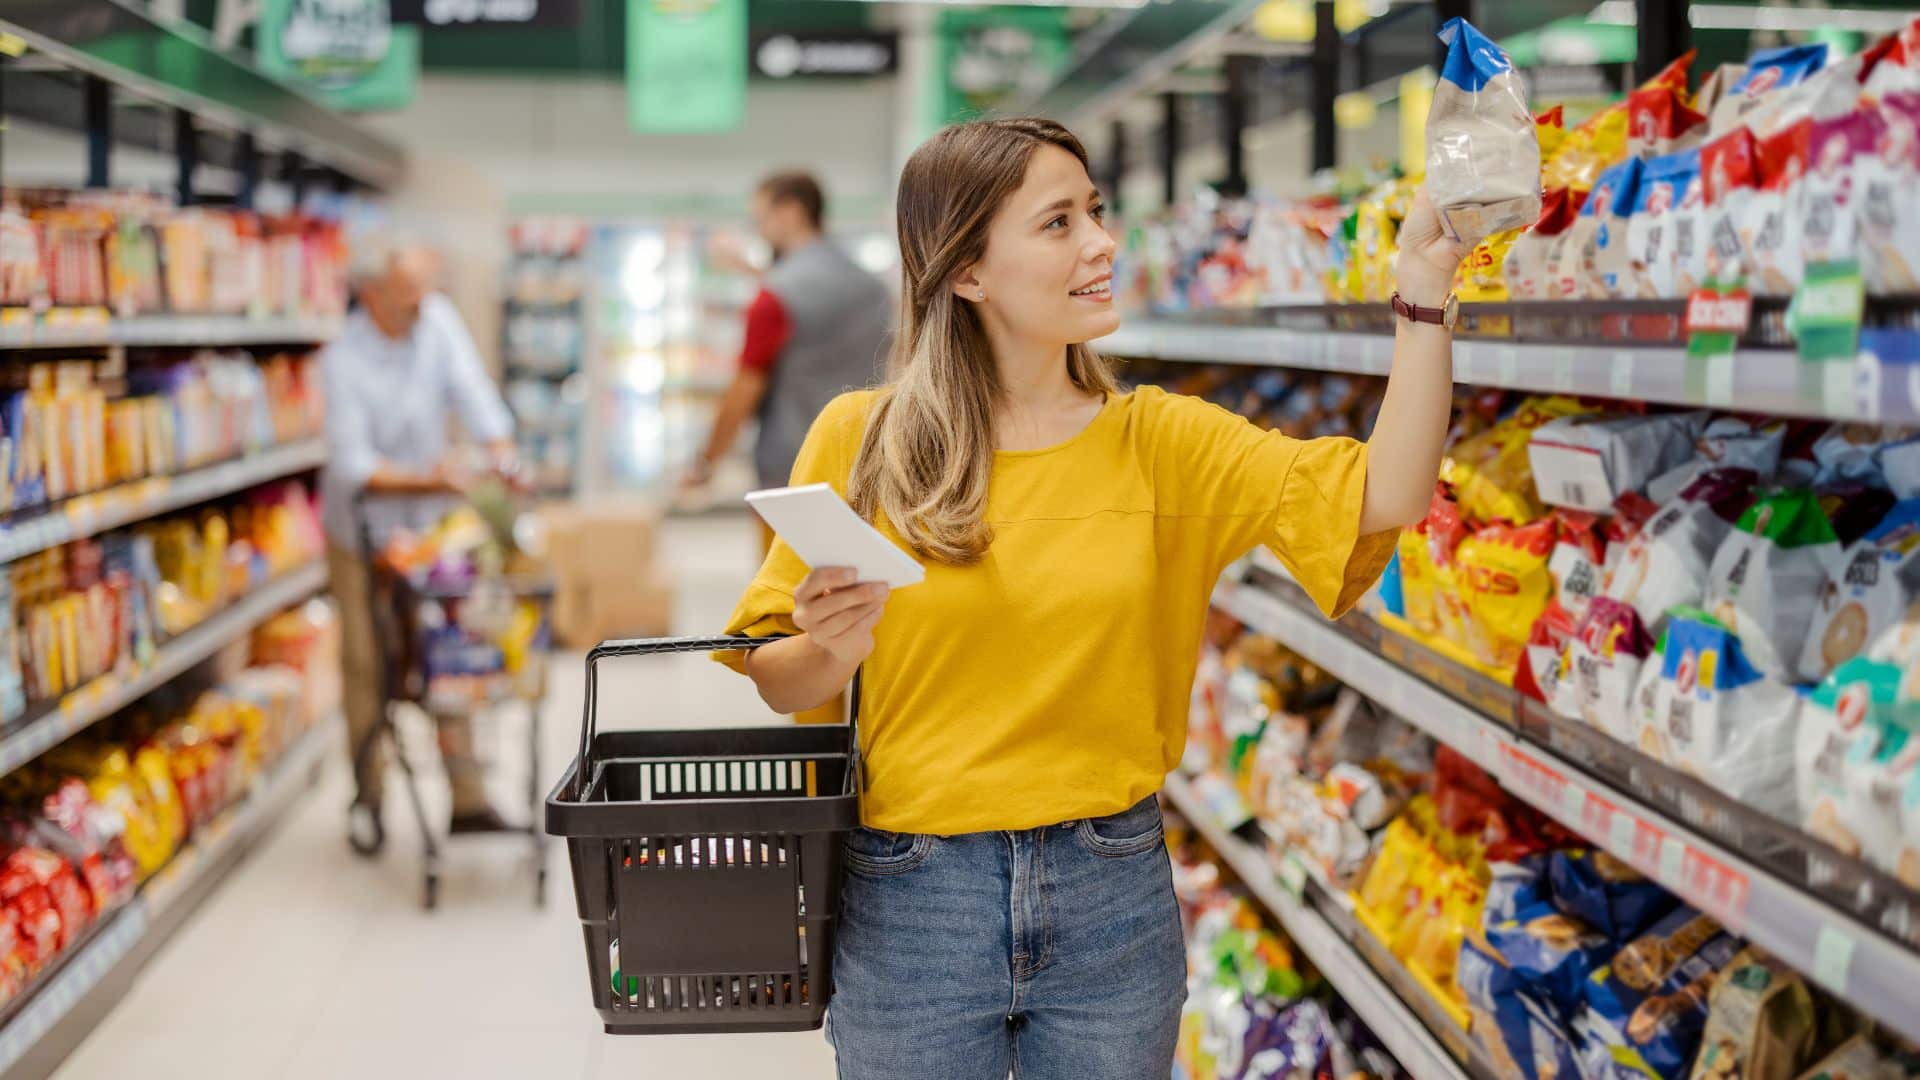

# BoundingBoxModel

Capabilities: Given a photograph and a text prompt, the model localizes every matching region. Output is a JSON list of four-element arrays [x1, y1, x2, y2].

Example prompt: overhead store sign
[[391, 0, 581, 27], [751, 32, 897, 79], [627, 0, 746, 134], [259, 0, 420, 111]]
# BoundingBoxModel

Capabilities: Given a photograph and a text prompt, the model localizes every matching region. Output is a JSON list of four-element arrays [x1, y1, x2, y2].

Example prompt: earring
[[976, 289, 986, 301]]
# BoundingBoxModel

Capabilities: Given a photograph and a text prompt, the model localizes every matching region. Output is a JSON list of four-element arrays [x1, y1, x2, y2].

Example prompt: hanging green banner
[[258, 0, 420, 111], [627, 0, 747, 134]]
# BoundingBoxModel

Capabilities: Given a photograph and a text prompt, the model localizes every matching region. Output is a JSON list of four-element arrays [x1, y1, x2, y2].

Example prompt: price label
[[1498, 346, 1520, 386], [1823, 359, 1859, 419], [1611, 351, 1637, 398], [1552, 350, 1575, 392], [1659, 836, 1687, 885], [1277, 853, 1309, 899], [1608, 808, 1636, 857], [1561, 782, 1587, 824], [1705, 352, 1736, 406], [1813, 924, 1857, 994]]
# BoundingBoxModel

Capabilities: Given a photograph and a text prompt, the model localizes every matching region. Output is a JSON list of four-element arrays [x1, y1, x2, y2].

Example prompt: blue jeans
[[825, 795, 1187, 1080]]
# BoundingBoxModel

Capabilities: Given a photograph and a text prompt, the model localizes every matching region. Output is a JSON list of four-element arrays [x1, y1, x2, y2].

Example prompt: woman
[[719, 118, 1463, 1079]]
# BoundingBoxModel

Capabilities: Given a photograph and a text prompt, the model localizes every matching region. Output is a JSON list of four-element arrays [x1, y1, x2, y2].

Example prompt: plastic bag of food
[[1861, 91, 1920, 295], [1687, 946, 1824, 1080], [1797, 657, 1890, 858], [1569, 596, 1660, 738], [1425, 17, 1543, 245], [1582, 907, 1741, 1080], [1696, 63, 1750, 119], [1546, 107, 1632, 194], [1709, 44, 1831, 136], [1657, 610, 1802, 821], [1647, 419, 1790, 505], [1568, 157, 1645, 298], [1548, 849, 1680, 944], [1529, 410, 1707, 513], [1629, 149, 1705, 298], [1505, 187, 1585, 300], [1798, 499, 1920, 682], [1457, 518, 1558, 672], [1606, 468, 1763, 636], [1459, 936, 1585, 1080], [1701, 129, 1762, 287], [1630, 84, 1709, 159], [1802, 109, 1888, 276], [1443, 396, 1595, 526], [1705, 487, 1844, 681], [1748, 120, 1814, 297]]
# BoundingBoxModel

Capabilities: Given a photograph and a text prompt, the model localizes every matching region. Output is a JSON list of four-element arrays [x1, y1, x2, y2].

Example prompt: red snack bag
[[1629, 86, 1709, 158], [1701, 129, 1760, 287], [1749, 119, 1814, 297], [1505, 187, 1588, 299]]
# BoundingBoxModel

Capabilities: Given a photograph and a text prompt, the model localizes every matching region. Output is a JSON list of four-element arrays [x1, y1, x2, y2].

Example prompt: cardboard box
[[552, 572, 675, 650], [535, 497, 659, 580]]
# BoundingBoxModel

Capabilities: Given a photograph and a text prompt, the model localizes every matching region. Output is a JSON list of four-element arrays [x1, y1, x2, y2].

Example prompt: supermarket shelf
[[1211, 574, 1920, 1043], [0, 0, 403, 189], [1098, 315, 1918, 423], [0, 562, 328, 781], [0, 314, 343, 350], [0, 716, 334, 1080], [0, 438, 326, 565], [1161, 773, 1478, 1080]]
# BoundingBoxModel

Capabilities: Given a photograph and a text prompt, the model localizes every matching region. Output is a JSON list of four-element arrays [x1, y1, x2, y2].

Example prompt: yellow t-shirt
[[718, 385, 1396, 835]]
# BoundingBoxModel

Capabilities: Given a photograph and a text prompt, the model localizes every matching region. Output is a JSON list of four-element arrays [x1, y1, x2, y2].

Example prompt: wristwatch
[[1391, 291, 1459, 330]]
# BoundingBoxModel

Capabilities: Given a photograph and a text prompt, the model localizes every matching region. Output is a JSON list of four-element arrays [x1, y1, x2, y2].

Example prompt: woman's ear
[[950, 267, 986, 305]]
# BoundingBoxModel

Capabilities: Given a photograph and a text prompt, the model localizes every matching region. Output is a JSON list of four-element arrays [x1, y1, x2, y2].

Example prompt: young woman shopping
[[718, 118, 1465, 1079]]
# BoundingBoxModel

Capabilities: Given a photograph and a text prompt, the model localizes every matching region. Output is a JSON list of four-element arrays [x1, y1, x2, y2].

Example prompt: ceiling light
[[1588, 0, 1916, 33]]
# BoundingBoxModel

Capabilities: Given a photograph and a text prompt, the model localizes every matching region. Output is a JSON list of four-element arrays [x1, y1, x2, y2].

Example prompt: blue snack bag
[[1582, 906, 1739, 1079], [1459, 930, 1585, 1080], [1577, 157, 1646, 299], [1548, 849, 1679, 945], [1484, 902, 1612, 1018], [1425, 17, 1542, 244]]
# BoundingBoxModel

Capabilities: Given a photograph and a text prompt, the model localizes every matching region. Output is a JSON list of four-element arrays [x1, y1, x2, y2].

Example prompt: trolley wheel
[[535, 867, 548, 909], [424, 872, 440, 910]]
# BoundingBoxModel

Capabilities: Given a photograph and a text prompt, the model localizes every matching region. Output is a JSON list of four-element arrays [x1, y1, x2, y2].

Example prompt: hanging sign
[[627, 0, 747, 134], [259, 0, 420, 111], [751, 32, 897, 79], [391, 0, 582, 26]]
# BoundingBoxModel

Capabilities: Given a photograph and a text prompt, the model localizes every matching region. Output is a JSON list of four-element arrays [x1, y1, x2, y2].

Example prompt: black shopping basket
[[545, 636, 860, 1035]]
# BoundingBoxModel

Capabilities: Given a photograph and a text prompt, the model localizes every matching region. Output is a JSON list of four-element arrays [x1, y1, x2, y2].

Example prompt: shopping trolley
[[350, 491, 553, 910], [546, 637, 860, 1034]]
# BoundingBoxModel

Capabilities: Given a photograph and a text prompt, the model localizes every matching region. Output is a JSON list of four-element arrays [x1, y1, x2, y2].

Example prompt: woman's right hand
[[793, 568, 890, 666]]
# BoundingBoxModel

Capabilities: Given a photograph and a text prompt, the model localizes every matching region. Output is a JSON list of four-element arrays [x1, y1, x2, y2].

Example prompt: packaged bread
[[1702, 130, 1762, 288], [1688, 946, 1824, 1080], [1425, 17, 1542, 245], [1705, 488, 1845, 682], [1505, 187, 1585, 300], [1804, 109, 1889, 271], [1605, 468, 1762, 637], [1709, 44, 1831, 136], [1567, 158, 1645, 298], [1861, 92, 1920, 295], [1657, 609, 1802, 821], [1629, 149, 1705, 298], [1797, 499, 1920, 682], [1529, 411, 1706, 514], [1748, 120, 1814, 298]]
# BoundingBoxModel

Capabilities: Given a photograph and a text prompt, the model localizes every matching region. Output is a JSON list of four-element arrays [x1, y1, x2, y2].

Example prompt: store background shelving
[[502, 220, 590, 498]]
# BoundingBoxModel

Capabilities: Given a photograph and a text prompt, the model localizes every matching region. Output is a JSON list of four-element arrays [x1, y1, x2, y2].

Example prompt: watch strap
[[1391, 292, 1449, 325]]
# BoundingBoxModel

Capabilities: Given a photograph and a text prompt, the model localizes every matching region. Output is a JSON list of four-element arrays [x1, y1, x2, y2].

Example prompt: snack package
[[1506, 188, 1586, 300], [1798, 499, 1920, 682], [1696, 63, 1750, 119], [1796, 657, 1899, 859], [1566, 158, 1645, 299], [1459, 923, 1588, 1080], [1822, 657, 1920, 884], [1710, 44, 1831, 136], [1529, 411, 1706, 513], [1628, 150, 1706, 298], [1519, 605, 1582, 715], [1628, 637, 1672, 760], [1630, 84, 1710, 159], [1547, 510, 1609, 625], [1802, 109, 1886, 271], [1457, 229, 1520, 301], [1548, 849, 1679, 943], [1794, 1035, 1914, 1080], [1606, 468, 1763, 636], [1658, 610, 1803, 821], [1568, 596, 1659, 738], [1547, 107, 1632, 195], [1705, 488, 1844, 682], [1687, 947, 1823, 1080], [1456, 519, 1558, 672], [1582, 907, 1742, 1080], [1701, 130, 1762, 287], [1861, 92, 1920, 294], [1648, 419, 1790, 505], [1425, 18, 1543, 245], [1748, 120, 1814, 297], [1443, 397, 1595, 526]]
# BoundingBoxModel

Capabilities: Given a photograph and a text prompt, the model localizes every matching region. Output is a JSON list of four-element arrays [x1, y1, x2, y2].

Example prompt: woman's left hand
[[1394, 189, 1468, 309]]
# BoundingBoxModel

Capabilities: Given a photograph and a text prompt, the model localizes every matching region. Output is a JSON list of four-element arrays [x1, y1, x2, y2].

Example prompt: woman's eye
[[1045, 216, 1069, 231], [1091, 204, 1107, 221]]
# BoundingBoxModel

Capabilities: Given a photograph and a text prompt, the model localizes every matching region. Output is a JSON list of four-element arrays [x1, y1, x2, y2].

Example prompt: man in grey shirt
[[685, 171, 890, 498], [322, 239, 519, 850]]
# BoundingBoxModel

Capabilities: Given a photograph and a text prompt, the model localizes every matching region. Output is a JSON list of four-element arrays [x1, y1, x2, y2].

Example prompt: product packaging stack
[[535, 498, 674, 650]]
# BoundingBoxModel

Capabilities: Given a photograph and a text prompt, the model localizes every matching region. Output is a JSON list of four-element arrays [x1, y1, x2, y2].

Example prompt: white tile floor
[[51, 515, 840, 1080]]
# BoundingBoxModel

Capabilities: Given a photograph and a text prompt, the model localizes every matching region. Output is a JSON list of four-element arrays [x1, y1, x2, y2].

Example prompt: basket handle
[[573, 636, 776, 800]]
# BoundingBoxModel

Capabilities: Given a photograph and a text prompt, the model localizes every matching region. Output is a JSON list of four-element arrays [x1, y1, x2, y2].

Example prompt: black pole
[[174, 109, 198, 206], [84, 76, 111, 189], [283, 150, 307, 209], [1432, 0, 1473, 72], [1106, 118, 1127, 214], [235, 132, 259, 210], [1220, 54, 1254, 198], [1311, 0, 1338, 173], [1159, 92, 1180, 208], [1634, 0, 1689, 86]]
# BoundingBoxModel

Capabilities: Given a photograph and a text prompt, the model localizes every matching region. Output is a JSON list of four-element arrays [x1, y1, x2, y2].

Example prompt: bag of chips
[[1547, 107, 1632, 195], [1457, 519, 1559, 672], [1460, 933, 1585, 1080], [1530, 411, 1707, 514], [1565, 158, 1645, 299], [1607, 468, 1763, 637], [1798, 499, 1920, 682], [1749, 120, 1814, 297], [1701, 130, 1762, 288], [1506, 187, 1586, 300], [1803, 109, 1886, 271], [1426, 18, 1543, 245], [1705, 488, 1845, 681], [1709, 44, 1831, 136], [1570, 596, 1660, 739], [1630, 85, 1710, 159], [1629, 149, 1706, 298], [1658, 610, 1804, 821], [1444, 397, 1595, 527], [1582, 907, 1742, 1080], [1548, 849, 1680, 944], [1861, 91, 1920, 295]]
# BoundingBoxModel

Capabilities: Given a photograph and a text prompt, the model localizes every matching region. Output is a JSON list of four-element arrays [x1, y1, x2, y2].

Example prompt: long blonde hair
[[849, 118, 1117, 565]]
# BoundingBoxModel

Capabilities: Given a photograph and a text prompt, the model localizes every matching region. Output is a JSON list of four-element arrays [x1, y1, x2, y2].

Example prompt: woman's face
[[959, 144, 1120, 347]]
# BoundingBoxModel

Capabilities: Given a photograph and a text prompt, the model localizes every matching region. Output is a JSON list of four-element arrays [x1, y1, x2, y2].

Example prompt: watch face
[[1442, 294, 1460, 328]]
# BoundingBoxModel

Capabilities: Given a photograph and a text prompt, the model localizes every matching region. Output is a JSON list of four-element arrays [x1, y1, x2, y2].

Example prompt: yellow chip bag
[[1544, 106, 1629, 194], [1398, 529, 1442, 638], [1442, 396, 1595, 526], [1456, 228, 1520, 301], [1354, 199, 1398, 302], [1454, 518, 1559, 672]]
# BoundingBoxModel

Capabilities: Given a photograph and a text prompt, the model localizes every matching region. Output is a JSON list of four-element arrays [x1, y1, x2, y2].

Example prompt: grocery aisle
[[49, 516, 838, 1080]]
